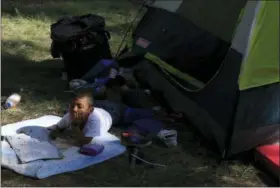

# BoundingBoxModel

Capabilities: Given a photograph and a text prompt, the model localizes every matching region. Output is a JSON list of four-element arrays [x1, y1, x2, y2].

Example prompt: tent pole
[[223, 90, 241, 160], [215, 90, 241, 175], [114, 2, 147, 59]]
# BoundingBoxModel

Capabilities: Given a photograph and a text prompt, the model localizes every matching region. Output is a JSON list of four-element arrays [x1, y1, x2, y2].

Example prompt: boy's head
[[69, 89, 94, 125]]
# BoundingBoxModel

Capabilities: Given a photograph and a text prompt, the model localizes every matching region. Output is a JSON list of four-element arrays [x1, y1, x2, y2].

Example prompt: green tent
[[119, 0, 279, 156]]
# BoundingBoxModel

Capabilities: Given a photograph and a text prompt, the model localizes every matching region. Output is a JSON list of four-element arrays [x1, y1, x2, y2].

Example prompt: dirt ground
[[0, 0, 273, 186]]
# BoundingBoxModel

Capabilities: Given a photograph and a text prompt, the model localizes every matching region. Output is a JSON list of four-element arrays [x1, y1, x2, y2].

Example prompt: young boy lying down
[[48, 89, 112, 147], [49, 87, 178, 148]]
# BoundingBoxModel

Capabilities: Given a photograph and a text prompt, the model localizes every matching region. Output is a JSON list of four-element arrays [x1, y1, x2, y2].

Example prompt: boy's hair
[[70, 88, 94, 106]]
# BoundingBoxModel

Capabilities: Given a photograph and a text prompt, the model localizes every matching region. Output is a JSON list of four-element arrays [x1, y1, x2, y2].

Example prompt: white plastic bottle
[[5, 93, 21, 109]]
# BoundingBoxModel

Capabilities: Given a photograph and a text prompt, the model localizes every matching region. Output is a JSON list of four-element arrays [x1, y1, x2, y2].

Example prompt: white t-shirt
[[56, 108, 112, 137]]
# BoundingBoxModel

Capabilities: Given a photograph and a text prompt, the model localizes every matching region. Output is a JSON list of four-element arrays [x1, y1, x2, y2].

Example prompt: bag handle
[[71, 20, 89, 29], [55, 14, 94, 29]]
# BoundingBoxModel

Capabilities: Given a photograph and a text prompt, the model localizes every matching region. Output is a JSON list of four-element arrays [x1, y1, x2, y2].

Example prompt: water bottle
[[5, 93, 21, 109]]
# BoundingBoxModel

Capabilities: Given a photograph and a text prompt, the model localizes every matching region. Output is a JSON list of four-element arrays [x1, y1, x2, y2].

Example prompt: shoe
[[108, 68, 118, 79], [69, 79, 88, 90], [157, 129, 177, 147]]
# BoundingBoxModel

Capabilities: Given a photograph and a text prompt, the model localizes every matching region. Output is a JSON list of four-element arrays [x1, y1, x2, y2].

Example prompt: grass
[[1, 0, 268, 186]]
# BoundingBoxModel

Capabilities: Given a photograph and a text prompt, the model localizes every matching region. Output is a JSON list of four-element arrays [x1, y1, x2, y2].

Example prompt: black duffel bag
[[50, 14, 112, 81]]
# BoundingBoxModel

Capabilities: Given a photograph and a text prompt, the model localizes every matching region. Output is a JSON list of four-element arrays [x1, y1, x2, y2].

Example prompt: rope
[[130, 153, 166, 168]]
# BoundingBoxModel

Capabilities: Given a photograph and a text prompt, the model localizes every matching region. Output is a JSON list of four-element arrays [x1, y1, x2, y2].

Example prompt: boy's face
[[69, 96, 93, 126]]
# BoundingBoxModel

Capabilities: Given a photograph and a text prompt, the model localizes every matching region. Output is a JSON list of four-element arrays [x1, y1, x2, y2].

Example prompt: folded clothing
[[124, 108, 154, 123], [82, 59, 118, 83], [5, 133, 63, 163]]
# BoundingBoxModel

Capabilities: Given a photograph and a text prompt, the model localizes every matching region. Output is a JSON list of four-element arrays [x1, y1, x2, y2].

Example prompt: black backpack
[[50, 14, 112, 81]]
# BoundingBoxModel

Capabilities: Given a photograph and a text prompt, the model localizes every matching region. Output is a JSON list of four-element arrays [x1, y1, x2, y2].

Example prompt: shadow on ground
[[1, 39, 72, 126], [1, 40, 68, 102]]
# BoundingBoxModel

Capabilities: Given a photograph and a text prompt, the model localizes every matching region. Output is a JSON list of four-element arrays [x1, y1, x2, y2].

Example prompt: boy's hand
[[69, 125, 92, 146], [71, 125, 80, 132], [69, 126, 78, 137], [49, 129, 60, 140], [67, 125, 82, 139]]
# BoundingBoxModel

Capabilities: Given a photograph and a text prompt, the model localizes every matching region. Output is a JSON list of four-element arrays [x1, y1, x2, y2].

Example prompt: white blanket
[[1, 115, 126, 179], [6, 133, 64, 163]]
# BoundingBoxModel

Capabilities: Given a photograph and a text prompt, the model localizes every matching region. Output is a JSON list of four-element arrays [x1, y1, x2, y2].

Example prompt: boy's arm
[[71, 126, 93, 146], [48, 124, 67, 139], [48, 113, 71, 139], [71, 118, 100, 146]]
